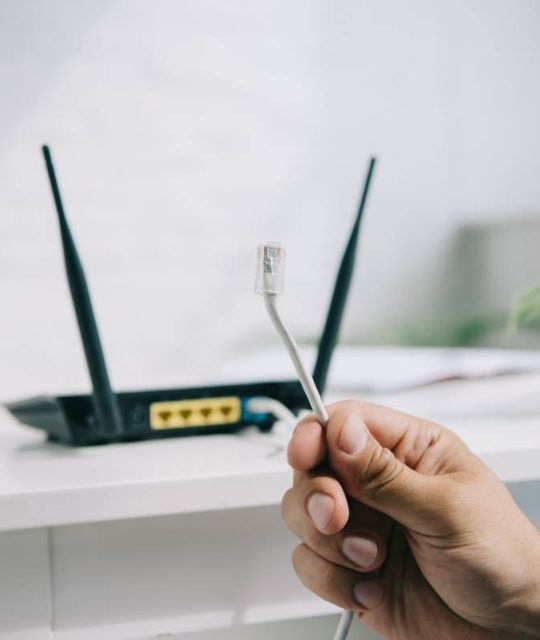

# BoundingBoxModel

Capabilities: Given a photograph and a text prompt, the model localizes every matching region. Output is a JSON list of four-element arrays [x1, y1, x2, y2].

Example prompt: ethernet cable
[[255, 241, 354, 640]]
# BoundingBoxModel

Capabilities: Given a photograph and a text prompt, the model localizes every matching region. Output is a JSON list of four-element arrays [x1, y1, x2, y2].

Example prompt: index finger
[[287, 416, 327, 470]]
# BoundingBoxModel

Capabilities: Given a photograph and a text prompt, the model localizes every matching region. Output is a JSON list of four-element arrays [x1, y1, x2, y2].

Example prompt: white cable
[[265, 292, 353, 640], [332, 609, 354, 640], [255, 242, 353, 640]]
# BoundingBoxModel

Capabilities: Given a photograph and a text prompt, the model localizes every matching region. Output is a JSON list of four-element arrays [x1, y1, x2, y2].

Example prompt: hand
[[281, 401, 540, 639]]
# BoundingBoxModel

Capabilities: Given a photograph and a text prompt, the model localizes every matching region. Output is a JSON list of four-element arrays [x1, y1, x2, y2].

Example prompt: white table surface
[[1, 353, 540, 532]]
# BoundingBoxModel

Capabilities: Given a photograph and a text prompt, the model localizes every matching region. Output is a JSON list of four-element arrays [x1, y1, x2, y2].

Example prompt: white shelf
[[1, 349, 540, 640]]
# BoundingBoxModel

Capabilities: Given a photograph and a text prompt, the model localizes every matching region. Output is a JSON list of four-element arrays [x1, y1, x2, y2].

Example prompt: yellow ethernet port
[[149, 396, 241, 430]]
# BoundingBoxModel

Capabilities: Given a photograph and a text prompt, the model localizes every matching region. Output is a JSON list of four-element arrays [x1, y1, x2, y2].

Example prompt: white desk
[[2, 349, 540, 640]]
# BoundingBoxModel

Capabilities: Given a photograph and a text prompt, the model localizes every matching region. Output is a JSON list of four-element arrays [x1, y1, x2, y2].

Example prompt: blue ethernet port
[[242, 397, 277, 431]]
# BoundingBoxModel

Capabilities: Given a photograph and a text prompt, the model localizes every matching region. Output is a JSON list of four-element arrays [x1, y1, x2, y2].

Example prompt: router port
[[150, 396, 241, 430]]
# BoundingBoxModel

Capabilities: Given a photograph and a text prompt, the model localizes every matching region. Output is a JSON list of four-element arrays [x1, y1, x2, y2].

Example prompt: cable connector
[[255, 242, 285, 295]]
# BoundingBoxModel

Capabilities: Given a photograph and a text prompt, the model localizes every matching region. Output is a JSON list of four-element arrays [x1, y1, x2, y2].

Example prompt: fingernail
[[353, 580, 383, 609], [342, 536, 378, 568], [306, 493, 334, 532], [338, 412, 367, 455]]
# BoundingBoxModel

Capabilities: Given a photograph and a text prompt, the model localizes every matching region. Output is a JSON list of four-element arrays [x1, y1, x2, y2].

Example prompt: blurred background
[[1, 0, 540, 400]]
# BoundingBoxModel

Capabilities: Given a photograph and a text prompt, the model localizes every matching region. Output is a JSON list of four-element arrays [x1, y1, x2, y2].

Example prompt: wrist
[[515, 583, 540, 639], [503, 535, 540, 639]]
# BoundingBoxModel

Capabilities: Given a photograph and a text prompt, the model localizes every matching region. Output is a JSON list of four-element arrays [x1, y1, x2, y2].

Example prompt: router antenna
[[42, 145, 123, 435], [312, 156, 377, 394]]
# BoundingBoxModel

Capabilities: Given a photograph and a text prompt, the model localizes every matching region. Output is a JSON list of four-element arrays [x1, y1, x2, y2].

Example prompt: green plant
[[509, 283, 540, 331]]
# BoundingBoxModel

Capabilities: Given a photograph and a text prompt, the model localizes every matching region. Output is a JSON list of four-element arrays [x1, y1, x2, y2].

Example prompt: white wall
[[1, 0, 540, 398]]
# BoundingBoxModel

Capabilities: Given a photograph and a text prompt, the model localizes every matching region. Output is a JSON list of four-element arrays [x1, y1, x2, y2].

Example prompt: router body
[[7, 380, 306, 446]]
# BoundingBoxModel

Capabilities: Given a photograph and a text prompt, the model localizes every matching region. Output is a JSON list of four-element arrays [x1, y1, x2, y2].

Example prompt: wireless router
[[4, 146, 376, 446]]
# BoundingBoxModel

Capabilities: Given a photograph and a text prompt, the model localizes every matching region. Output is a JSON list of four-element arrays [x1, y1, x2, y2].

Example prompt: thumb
[[325, 402, 470, 534]]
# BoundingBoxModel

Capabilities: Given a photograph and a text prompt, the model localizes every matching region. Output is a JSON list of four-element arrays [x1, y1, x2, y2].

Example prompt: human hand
[[282, 401, 540, 639]]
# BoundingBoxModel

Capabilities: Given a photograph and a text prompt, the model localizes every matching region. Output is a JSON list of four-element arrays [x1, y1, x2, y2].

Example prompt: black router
[[5, 146, 376, 446]]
